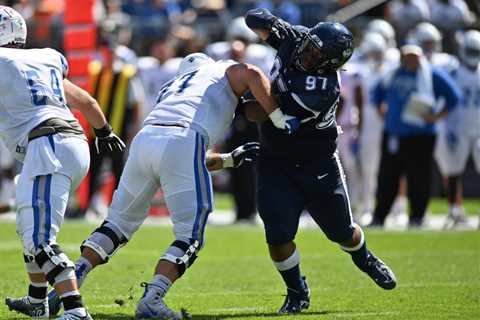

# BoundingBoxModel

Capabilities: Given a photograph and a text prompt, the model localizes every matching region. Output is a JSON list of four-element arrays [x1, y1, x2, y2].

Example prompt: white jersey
[[0, 47, 75, 160], [449, 64, 480, 136], [143, 61, 238, 146]]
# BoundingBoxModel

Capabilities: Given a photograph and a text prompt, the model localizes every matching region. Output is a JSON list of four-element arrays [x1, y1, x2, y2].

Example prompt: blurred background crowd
[[0, 0, 479, 229]]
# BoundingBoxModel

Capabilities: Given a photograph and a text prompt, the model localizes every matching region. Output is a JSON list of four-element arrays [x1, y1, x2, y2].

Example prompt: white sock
[[147, 274, 172, 298], [75, 256, 93, 288]]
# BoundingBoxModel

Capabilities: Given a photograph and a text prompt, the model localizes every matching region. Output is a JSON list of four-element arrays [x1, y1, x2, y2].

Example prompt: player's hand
[[284, 116, 300, 134], [268, 108, 300, 134], [272, 18, 299, 39], [94, 124, 127, 154], [231, 142, 260, 168]]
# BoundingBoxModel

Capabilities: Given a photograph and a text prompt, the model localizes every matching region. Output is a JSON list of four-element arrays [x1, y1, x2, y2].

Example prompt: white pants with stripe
[[16, 134, 90, 255], [105, 125, 213, 245]]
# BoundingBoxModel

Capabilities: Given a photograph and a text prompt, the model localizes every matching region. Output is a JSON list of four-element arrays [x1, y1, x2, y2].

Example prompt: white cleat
[[444, 206, 468, 229], [135, 283, 190, 320], [55, 311, 93, 320]]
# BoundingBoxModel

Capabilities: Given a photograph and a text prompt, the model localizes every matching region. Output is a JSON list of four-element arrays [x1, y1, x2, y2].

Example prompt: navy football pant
[[257, 151, 355, 245]]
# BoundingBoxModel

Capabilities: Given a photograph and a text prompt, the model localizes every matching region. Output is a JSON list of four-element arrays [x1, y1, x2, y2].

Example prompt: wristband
[[268, 108, 284, 128], [220, 153, 234, 168], [94, 123, 112, 138]]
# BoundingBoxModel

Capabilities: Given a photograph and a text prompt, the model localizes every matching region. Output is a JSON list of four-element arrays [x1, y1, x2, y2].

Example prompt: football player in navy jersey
[[244, 8, 397, 314]]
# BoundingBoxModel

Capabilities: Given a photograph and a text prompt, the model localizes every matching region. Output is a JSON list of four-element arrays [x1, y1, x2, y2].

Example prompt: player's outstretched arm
[[245, 8, 299, 47], [226, 63, 300, 134], [63, 79, 126, 153], [206, 142, 260, 171]]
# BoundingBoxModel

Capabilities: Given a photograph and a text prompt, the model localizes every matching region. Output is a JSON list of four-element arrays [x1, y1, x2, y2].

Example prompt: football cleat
[[135, 282, 190, 319], [278, 277, 311, 314], [48, 288, 63, 316], [55, 311, 93, 320], [362, 254, 396, 290], [5, 296, 49, 319]]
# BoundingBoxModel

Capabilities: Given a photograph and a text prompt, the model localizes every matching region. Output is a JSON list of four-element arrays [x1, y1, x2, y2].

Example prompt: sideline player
[[0, 6, 125, 320], [435, 30, 480, 227], [244, 8, 397, 314], [38, 53, 298, 319]]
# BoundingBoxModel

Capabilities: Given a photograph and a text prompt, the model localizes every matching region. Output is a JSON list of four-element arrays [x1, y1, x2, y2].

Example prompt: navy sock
[[279, 265, 304, 293], [273, 249, 305, 294], [345, 241, 370, 271]]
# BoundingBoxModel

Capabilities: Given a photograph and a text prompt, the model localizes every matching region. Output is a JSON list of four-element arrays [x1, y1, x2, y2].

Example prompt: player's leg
[[358, 129, 381, 224], [371, 134, 404, 226], [306, 152, 396, 290], [257, 156, 309, 314], [135, 129, 209, 319], [7, 136, 92, 319], [470, 135, 480, 228], [404, 135, 436, 226], [435, 130, 468, 227], [46, 131, 159, 316]]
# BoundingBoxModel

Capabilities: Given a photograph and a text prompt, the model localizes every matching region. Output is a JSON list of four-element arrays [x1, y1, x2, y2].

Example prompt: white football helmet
[[410, 22, 442, 53], [360, 32, 387, 55], [459, 30, 480, 69], [226, 17, 258, 43], [366, 19, 396, 48], [0, 6, 27, 47], [176, 53, 214, 77]]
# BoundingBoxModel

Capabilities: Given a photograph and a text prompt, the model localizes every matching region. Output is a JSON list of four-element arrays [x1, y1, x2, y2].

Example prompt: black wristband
[[94, 123, 112, 138]]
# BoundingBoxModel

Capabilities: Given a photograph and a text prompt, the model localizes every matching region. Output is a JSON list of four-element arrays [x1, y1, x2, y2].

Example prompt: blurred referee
[[370, 45, 461, 227]]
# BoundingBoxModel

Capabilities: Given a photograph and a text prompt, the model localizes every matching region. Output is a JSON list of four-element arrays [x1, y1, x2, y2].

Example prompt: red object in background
[[67, 54, 92, 77], [64, 0, 94, 24], [64, 26, 96, 51], [65, 0, 95, 211]]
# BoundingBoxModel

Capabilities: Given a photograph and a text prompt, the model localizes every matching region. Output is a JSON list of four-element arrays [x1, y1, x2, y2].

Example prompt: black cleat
[[48, 289, 63, 316], [362, 254, 396, 290], [5, 296, 49, 318], [278, 277, 311, 314]]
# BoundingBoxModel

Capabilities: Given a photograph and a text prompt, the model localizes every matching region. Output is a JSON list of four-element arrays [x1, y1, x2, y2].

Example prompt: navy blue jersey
[[245, 9, 340, 160]]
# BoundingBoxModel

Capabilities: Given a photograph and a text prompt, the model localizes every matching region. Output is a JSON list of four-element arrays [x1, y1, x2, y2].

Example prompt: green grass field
[[0, 222, 479, 319], [214, 194, 480, 215]]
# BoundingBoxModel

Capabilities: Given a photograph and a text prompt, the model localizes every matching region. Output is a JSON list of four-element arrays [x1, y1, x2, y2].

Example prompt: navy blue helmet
[[294, 22, 354, 72]]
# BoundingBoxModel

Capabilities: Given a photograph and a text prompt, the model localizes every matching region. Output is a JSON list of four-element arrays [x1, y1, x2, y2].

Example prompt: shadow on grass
[[91, 313, 134, 319], [88, 310, 344, 319], [191, 310, 340, 319]]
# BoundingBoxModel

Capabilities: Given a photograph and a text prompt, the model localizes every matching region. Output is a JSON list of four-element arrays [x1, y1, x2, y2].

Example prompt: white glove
[[268, 108, 300, 134]]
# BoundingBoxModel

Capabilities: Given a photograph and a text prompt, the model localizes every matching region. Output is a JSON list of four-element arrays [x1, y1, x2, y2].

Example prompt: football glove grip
[[221, 142, 260, 168], [94, 124, 127, 154]]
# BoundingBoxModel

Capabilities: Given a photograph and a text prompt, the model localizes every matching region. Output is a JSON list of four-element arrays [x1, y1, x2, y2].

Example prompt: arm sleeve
[[432, 68, 461, 112]]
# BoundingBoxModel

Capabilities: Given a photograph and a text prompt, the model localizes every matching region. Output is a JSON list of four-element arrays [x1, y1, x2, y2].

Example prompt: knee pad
[[23, 254, 42, 273], [80, 220, 128, 262], [160, 239, 200, 277], [34, 244, 75, 286]]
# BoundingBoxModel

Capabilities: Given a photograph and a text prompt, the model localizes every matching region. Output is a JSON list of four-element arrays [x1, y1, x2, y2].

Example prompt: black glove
[[230, 142, 261, 168], [94, 124, 126, 154], [272, 18, 301, 40]]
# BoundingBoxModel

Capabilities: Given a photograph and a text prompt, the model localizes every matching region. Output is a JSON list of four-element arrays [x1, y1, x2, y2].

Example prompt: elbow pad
[[245, 8, 276, 29]]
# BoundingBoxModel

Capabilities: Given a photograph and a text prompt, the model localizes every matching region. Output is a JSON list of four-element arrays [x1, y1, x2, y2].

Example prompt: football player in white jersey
[[44, 53, 298, 319], [0, 6, 125, 320], [435, 30, 480, 227], [354, 33, 398, 223]]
